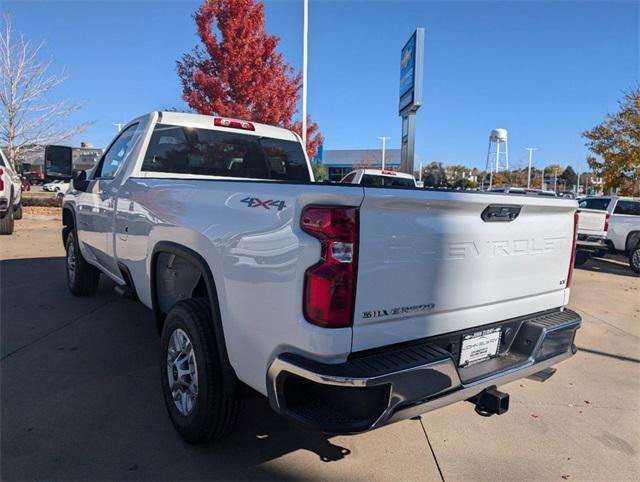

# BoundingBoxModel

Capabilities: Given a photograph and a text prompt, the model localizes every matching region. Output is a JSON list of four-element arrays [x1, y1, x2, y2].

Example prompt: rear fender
[[150, 241, 238, 395]]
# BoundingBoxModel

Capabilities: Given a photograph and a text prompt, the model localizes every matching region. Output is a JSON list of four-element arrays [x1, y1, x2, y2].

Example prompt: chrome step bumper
[[266, 308, 581, 433]]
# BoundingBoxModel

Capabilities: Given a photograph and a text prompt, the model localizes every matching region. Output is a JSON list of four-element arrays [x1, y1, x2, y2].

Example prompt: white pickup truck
[[575, 200, 609, 266], [577, 196, 640, 273], [340, 168, 417, 187], [0, 149, 23, 235], [61, 112, 581, 443]]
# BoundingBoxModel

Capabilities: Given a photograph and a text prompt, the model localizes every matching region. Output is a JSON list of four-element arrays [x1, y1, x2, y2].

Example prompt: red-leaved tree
[[177, 0, 323, 159]]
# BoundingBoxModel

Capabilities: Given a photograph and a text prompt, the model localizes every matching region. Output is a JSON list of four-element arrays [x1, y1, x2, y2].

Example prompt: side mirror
[[73, 170, 90, 192]]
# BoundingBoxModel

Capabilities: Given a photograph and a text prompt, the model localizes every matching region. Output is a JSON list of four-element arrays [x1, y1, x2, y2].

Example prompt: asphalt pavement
[[1, 216, 638, 481]]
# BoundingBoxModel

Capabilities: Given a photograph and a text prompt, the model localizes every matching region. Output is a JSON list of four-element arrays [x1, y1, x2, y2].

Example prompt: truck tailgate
[[577, 208, 607, 237], [353, 189, 577, 352]]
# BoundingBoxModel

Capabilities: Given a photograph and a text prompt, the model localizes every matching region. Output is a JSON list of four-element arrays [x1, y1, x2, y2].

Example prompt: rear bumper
[[577, 234, 607, 251], [267, 308, 581, 433]]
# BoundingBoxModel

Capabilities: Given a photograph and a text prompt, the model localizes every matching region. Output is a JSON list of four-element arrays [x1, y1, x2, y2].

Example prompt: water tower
[[484, 128, 509, 189]]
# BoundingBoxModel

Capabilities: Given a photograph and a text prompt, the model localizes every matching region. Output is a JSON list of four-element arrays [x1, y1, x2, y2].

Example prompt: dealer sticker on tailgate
[[459, 327, 501, 367]]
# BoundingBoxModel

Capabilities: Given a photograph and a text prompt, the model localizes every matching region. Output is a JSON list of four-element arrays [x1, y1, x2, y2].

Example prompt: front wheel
[[65, 231, 100, 296], [629, 246, 640, 274], [160, 298, 239, 444]]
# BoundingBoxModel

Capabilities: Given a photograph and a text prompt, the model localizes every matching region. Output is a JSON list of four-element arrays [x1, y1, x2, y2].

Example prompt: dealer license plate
[[459, 327, 501, 367]]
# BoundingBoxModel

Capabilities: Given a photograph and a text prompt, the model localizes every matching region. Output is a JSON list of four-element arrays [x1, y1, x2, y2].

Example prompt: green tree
[[560, 166, 578, 188], [312, 161, 328, 181], [422, 162, 448, 188], [452, 178, 477, 190], [583, 85, 640, 195]]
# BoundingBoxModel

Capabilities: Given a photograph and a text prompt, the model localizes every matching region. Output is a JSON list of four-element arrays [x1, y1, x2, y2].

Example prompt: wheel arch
[[150, 241, 238, 394], [625, 231, 640, 254], [62, 204, 76, 247]]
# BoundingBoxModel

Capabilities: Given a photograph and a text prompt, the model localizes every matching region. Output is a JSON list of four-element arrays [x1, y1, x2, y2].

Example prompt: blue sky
[[4, 0, 638, 171]]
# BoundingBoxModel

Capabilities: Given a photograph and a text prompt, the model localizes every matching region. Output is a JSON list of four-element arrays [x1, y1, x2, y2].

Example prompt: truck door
[[76, 124, 139, 278]]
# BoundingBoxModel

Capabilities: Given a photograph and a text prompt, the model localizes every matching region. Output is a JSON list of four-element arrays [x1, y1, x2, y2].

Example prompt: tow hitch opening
[[469, 386, 510, 417]]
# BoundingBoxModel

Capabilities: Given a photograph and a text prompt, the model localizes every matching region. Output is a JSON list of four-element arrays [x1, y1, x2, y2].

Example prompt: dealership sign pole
[[399, 28, 424, 175]]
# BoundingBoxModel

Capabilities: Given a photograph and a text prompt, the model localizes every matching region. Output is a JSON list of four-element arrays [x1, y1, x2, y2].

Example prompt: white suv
[[0, 150, 23, 234], [578, 196, 640, 273]]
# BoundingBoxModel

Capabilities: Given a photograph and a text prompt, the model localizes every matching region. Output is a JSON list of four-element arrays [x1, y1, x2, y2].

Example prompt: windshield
[[361, 174, 415, 188], [142, 124, 310, 182]]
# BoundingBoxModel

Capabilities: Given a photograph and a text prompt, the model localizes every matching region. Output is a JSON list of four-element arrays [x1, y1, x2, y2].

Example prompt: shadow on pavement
[[576, 255, 637, 278], [1, 257, 351, 481]]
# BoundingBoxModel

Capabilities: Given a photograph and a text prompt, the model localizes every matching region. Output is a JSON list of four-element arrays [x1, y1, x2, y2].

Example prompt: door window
[[613, 200, 640, 216], [95, 124, 139, 179]]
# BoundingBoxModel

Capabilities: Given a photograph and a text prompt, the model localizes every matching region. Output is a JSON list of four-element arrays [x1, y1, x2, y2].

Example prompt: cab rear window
[[142, 124, 310, 182], [579, 198, 611, 211], [361, 174, 415, 188]]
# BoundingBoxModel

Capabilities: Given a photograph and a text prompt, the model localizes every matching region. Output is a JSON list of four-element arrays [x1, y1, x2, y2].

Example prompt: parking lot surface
[[2, 216, 639, 481]]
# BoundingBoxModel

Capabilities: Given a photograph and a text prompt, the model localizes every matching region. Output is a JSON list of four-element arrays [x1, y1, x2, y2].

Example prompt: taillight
[[214, 117, 255, 131], [567, 211, 578, 288], [0, 168, 4, 191], [604, 212, 610, 233], [301, 206, 359, 328]]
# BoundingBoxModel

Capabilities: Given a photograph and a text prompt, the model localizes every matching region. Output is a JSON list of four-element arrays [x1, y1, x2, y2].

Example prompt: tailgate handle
[[481, 204, 521, 222]]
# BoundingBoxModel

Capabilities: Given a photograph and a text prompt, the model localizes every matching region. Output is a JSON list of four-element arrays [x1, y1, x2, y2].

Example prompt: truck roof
[[157, 112, 300, 143]]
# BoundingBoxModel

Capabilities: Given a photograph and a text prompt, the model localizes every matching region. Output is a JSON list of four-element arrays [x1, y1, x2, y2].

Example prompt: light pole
[[525, 147, 538, 189], [114, 123, 124, 132], [301, 0, 308, 148], [378, 136, 390, 170]]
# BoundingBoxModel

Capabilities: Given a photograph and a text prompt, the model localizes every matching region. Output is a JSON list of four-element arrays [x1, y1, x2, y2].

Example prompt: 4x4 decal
[[240, 197, 286, 211]]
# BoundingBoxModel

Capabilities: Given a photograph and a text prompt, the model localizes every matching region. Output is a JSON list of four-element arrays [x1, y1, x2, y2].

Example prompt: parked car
[[61, 112, 581, 443], [0, 150, 23, 234], [577, 196, 640, 273], [21, 176, 31, 192], [340, 168, 417, 187], [43, 180, 70, 192]]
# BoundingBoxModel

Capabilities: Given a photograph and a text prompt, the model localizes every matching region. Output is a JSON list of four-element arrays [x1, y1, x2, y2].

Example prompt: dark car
[[20, 177, 31, 191]]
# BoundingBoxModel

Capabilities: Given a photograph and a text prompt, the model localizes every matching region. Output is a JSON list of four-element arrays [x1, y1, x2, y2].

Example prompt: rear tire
[[594, 249, 607, 258], [0, 201, 14, 235], [13, 202, 22, 220], [160, 298, 239, 444], [65, 231, 100, 296], [574, 251, 590, 267], [629, 246, 640, 274]]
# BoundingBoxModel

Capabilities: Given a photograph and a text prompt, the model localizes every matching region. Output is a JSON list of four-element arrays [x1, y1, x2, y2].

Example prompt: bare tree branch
[[0, 11, 93, 169]]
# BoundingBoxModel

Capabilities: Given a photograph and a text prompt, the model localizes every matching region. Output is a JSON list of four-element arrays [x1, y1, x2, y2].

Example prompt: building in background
[[321, 149, 421, 182]]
